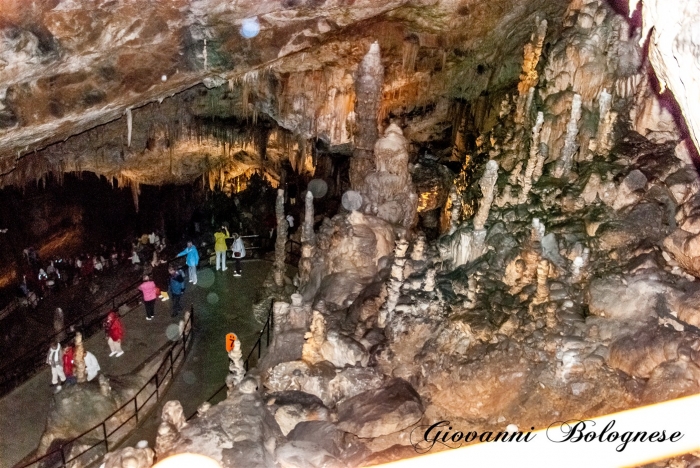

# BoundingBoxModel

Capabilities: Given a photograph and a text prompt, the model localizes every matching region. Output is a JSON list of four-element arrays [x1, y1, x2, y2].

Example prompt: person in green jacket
[[214, 225, 230, 271]]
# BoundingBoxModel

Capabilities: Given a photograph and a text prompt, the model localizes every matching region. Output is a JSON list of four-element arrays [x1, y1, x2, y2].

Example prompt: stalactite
[[131, 180, 140, 213], [350, 42, 384, 191], [126, 108, 133, 147], [402, 38, 419, 76], [553, 94, 582, 179], [515, 19, 548, 124], [473, 160, 499, 231]]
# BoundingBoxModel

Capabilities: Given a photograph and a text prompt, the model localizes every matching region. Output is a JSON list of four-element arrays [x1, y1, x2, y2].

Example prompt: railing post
[[103, 421, 109, 452], [60, 445, 67, 467], [134, 398, 139, 422]]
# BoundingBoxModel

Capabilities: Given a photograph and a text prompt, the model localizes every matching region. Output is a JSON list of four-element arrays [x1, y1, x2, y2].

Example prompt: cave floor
[[0, 260, 273, 468]]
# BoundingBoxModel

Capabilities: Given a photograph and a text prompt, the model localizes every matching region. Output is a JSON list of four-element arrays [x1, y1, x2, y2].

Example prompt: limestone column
[[473, 160, 499, 231], [301, 191, 315, 246], [74, 332, 86, 383], [350, 42, 384, 191], [274, 188, 287, 287]]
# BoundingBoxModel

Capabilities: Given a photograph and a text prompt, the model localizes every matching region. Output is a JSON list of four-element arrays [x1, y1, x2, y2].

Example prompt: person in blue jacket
[[177, 241, 200, 285], [168, 266, 186, 317]]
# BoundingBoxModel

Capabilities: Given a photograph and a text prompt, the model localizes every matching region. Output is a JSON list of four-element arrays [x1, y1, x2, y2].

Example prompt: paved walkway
[[0, 260, 274, 468]]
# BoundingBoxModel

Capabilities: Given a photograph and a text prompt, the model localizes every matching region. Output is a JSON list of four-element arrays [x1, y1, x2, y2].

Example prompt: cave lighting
[[152, 453, 222, 468], [374, 393, 700, 468]]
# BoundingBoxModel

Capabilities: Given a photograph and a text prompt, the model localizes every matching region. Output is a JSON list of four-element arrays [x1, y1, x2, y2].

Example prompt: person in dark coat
[[168, 266, 186, 317]]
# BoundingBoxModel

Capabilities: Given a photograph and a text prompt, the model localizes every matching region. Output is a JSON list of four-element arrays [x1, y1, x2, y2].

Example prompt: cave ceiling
[[0, 0, 571, 188]]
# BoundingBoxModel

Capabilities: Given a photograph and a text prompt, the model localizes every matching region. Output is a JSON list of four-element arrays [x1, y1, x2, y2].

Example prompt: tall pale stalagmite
[[473, 160, 499, 231], [594, 89, 616, 157], [519, 112, 545, 203], [274, 189, 287, 287], [553, 94, 582, 178], [350, 42, 384, 191], [301, 191, 315, 246]]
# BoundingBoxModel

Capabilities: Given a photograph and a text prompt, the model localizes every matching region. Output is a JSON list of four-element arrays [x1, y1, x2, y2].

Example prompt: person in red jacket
[[103, 310, 125, 357], [63, 344, 77, 385]]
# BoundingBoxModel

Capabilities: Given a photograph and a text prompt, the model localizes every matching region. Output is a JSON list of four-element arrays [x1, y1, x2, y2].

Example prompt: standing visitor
[[177, 241, 200, 285], [46, 341, 65, 393], [214, 225, 230, 271], [84, 351, 101, 381], [63, 344, 76, 386], [168, 267, 186, 317], [138, 275, 158, 320], [231, 233, 246, 277], [103, 310, 125, 356]]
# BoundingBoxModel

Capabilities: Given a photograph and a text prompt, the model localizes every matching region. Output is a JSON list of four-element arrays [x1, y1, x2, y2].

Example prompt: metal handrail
[[0, 243, 213, 398], [186, 299, 274, 421], [15, 306, 195, 468]]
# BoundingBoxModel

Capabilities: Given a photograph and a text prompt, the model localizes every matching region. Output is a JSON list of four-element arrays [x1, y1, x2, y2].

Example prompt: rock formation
[[350, 42, 384, 191], [15, 0, 700, 467]]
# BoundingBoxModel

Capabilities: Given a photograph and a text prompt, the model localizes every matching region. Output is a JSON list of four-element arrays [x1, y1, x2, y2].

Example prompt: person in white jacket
[[231, 234, 246, 277], [46, 342, 66, 393], [84, 351, 101, 382]]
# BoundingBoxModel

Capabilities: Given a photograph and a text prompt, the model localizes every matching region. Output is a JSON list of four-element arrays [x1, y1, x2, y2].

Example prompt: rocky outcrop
[[336, 379, 424, 439]]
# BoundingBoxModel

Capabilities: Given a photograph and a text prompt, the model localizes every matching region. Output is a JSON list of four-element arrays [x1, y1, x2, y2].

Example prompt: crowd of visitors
[[14, 231, 169, 309], [36, 213, 270, 397]]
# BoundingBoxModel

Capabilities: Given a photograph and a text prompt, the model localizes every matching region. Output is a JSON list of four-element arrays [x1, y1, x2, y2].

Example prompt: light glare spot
[[240, 17, 260, 38]]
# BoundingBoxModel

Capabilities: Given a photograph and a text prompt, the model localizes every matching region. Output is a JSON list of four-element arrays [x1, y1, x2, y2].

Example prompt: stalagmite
[[74, 332, 86, 383], [553, 94, 582, 178], [448, 185, 461, 234], [378, 237, 409, 327], [571, 256, 584, 281], [301, 310, 326, 364], [464, 275, 478, 309], [274, 189, 287, 287], [301, 191, 315, 246], [532, 126, 549, 183], [350, 42, 384, 190], [225, 338, 245, 396], [473, 160, 499, 231], [424, 268, 436, 292], [203, 39, 208, 71], [126, 108, 132, 148], [410, 233, 427, 262], [533, 259, 550, 304], [594, 89, 616, 157], [519, 112, 545, 203], [531, 218, 545, 243]]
